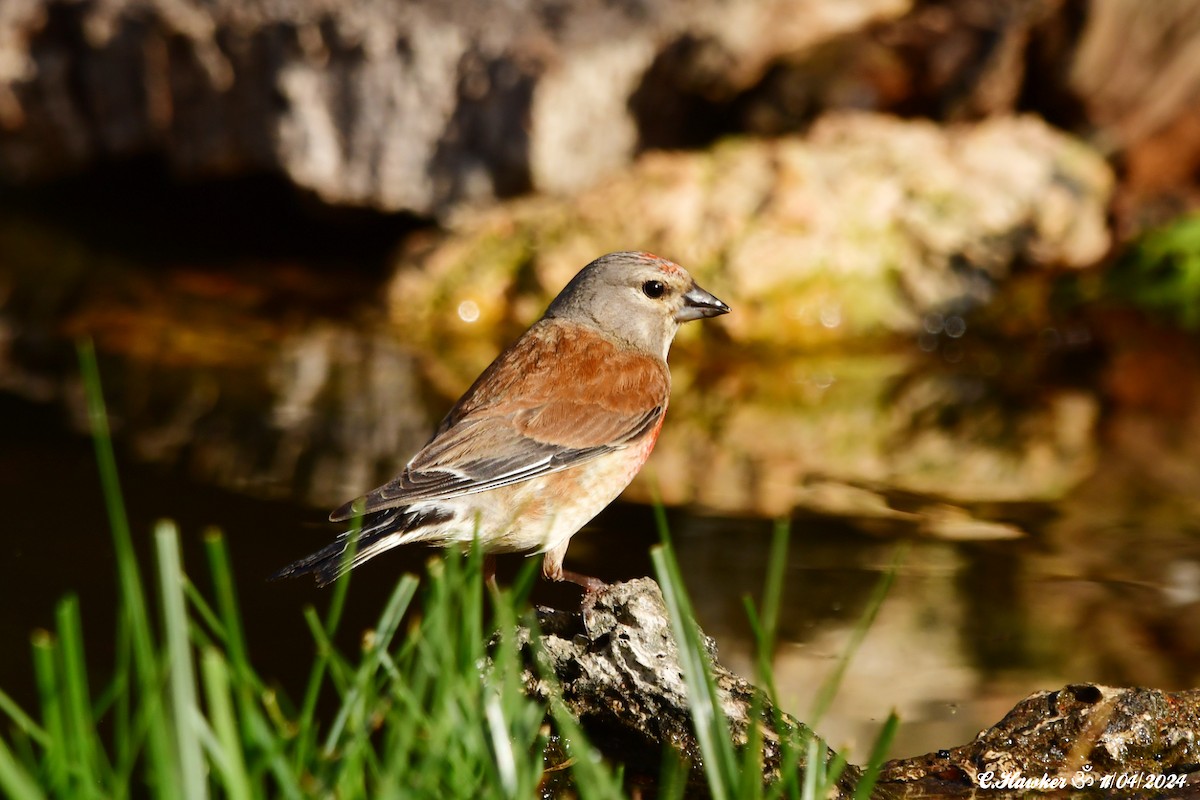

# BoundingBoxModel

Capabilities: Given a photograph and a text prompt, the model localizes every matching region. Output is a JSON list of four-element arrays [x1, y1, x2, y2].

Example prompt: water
[[6, 383, 1199, 763], [2, 176, 1200, 765]]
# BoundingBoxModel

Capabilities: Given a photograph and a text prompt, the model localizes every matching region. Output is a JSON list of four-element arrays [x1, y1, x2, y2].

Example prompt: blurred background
[[2, 0, 1200, 760]]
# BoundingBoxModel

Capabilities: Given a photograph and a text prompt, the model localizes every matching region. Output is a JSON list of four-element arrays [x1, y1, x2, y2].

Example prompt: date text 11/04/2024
[[977, 768, 1189, 792]]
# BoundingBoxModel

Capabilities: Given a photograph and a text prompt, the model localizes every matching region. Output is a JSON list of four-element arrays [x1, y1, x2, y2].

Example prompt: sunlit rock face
[[0, 0, 908, 216], [387, 113, 1113, 363]]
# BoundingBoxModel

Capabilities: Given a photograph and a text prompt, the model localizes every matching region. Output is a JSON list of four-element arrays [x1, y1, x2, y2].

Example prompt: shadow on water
[[2, 176, 1200, 762]]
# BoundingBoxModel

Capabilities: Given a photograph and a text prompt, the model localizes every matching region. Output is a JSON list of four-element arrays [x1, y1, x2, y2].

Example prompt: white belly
[[410, 446, 647, 555]]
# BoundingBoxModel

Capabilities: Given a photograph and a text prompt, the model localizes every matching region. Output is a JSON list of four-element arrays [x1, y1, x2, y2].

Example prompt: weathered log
[[523, 577, 864, 797], [523, 578, 1200, 799]]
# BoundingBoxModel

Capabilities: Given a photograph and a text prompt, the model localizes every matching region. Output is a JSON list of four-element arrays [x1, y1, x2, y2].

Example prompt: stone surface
[[387, 113, 1112, 359], [523, 577, 865, 797], [0, 0, 909, 216], [521, 578, 1200, 798], [880, 684, 1200, 797]]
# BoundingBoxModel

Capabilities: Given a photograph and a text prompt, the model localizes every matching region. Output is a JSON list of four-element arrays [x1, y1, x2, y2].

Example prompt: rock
[[736, 0, 1200, 224], [387, 112, 1113, 358], [519, 579, 1200, 798], [0, 0, 909, 216], [522, 577, 866, 796], [880, 684, 1200, 796]]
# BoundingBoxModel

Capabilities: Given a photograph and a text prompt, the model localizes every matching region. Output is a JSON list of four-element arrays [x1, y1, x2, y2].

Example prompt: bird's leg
[[542, 545, 606, 593], [483, 553, 499, 592], [557, 568, 608, 594]]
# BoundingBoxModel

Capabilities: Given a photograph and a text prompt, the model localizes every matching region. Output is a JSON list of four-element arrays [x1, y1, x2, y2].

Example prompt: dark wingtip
[[269, 538, 349, 587], [274, 506, 451, 588]]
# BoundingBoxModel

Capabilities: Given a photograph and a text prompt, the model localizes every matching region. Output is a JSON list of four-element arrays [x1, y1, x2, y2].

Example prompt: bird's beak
[[676, 282, 731, 322]]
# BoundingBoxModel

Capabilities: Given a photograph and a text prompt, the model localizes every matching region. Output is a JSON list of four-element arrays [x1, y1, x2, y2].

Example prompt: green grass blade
[[0, 688, 48, 748], [301, 607, 352, 697], [321, 575, 418, 756], [200, 527, 281, 775], [800, 734, 822, 800], [202, 531, 252, 684], [0, 735, 45, 800], [293, 517, 360, 771], [109, 612, 132, 777], [822, 747, 848, 794], [483, 694, 518, 797], [55, 595, 108, 794], [529, 614, 625, 800], [30, 632, 66, 794], [486, 567, 545, 799], [853, 710, 899, 800], [741, 519, 793, 798], [200, 648, 252, 800], [90, 622, 129, 720], [183, 581, 224, 648], [155, 521, 207, 800], [462, 539, 484, 662], [651, 542, 738, 800], [320, 524, 357, 639], [739, 694, 765, 800], [809, 545, 906, 726], [77, 340, 175, 788], [76, 340, 133, 588], [754, 521, 790, 702]]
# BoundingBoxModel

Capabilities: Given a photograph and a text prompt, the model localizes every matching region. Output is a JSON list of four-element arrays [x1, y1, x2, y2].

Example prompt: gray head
[[544, 251, 729, 360]]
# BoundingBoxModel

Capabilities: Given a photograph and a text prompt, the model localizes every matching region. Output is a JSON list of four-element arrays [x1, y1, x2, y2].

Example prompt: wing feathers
[[333, 320, 669, 519]]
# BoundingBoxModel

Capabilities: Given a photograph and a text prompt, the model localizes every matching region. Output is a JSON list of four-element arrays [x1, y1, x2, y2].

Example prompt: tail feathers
[[272, 507, 453, 587]]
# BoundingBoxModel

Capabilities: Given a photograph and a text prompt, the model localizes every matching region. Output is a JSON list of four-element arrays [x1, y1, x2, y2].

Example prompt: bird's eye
[[642, 280, 665, 299]]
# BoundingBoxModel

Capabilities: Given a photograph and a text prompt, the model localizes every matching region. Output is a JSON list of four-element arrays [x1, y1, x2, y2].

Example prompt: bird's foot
[[557, 568, 608, 594]]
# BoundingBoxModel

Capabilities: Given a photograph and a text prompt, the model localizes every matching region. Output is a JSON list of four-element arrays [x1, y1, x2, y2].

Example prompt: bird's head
[[544, 251, 729, 360]]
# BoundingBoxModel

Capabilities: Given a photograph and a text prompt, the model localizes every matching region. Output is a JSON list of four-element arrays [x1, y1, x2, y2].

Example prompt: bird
[[274, 251, 729, 590]]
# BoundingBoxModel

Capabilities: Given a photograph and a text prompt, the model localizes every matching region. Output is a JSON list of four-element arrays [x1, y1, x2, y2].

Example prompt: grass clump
[[0, 516, 557, 799]]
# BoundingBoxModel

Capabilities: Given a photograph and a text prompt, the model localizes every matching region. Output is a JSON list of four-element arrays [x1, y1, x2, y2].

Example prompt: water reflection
[[667, 515, 981, 759], [2, 242, 1200, 763]]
